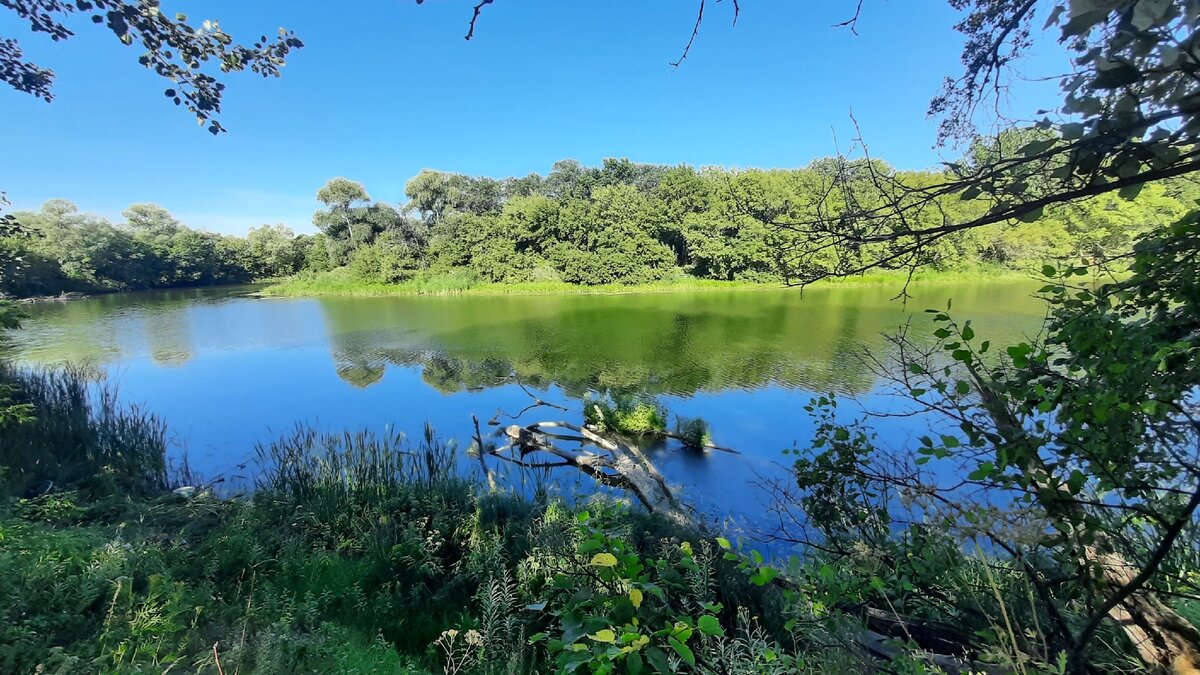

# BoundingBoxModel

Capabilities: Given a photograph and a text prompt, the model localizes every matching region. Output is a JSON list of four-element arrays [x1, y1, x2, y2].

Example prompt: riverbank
[[259, 266, 1034, 298]]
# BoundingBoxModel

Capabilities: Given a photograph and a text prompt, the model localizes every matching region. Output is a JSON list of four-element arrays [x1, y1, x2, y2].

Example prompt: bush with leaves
[[774, 215, 1200, 672], [584, 394, 668, 437]]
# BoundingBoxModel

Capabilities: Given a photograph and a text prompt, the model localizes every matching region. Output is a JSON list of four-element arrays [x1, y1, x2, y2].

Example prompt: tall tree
[[314, 177, 372, 249]]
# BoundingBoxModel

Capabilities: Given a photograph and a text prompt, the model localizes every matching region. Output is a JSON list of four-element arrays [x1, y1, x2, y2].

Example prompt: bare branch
[[832, 0, 865, 35]]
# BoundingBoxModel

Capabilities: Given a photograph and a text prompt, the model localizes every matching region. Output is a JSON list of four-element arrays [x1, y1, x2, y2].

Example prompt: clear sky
[[0, 1, 1067, 235]]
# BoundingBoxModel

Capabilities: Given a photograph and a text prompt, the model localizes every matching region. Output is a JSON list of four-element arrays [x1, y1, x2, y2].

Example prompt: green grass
[[259, 265, 1035, 299]]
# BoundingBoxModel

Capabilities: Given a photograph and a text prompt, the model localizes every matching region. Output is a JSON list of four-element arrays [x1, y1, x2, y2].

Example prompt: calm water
[[5, 282, 1046, 527]]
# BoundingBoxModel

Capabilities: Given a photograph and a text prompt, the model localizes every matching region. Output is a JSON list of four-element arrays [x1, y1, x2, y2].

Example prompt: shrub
[[673, 416, 712, 450], [584, 393, 668, 436]]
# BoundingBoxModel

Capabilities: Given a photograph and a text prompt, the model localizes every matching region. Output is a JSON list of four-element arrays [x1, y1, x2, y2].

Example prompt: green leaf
[[1020, 139, 1055, 156], [1131, 0, 1171, 32], [697, 614, 724, 637], [1060, 122, 1085, 139], [578, 539, 602, 553], [750, 567, 779, 587], [589, 629, 616, 643], [1067, 470, 1086, 495], [968, 461, 995, 481], [645, 647, 671, 673], [1019, 206, 1044, 223], [668, 636, 695, 666], [1093, 62, 1142, 89]]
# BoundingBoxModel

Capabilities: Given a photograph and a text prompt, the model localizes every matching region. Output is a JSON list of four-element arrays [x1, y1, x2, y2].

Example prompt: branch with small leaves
[[1, 0, 303, 134]]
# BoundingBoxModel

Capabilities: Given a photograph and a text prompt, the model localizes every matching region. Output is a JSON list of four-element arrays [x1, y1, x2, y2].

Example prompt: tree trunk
[[1085, 547, 1200, 674], [973, 376, 1200, 673]]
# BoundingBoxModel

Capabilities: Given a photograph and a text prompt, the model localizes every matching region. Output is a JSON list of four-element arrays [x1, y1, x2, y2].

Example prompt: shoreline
[[257, 267, 1036, 299], [8, 291, 91, 304]]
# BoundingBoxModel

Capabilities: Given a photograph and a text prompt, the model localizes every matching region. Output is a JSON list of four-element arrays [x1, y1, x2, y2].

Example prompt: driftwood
[[474, 418, 694, 525], [1083, 546, 1200, 674], [475, 374, 735, 523]]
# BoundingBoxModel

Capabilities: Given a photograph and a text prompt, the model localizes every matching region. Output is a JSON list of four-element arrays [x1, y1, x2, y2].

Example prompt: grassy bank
[[259, 266, 1034, 298]]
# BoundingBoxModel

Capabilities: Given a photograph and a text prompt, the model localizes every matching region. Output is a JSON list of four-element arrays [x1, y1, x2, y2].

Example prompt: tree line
[[1, 201, 311, 297], [5, 144, 1198, 299], [311, 147, 1200, 287]]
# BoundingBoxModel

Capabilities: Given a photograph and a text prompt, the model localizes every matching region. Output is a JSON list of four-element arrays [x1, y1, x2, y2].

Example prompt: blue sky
[[1, 1, 1068, 234]]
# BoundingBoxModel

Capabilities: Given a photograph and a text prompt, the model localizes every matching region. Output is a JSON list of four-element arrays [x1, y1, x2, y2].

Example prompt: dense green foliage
[[7, 154, 1194, 300], [584, 394, 669, 437], [1, 201, 313, 297], [303, 158, 1200, 290]]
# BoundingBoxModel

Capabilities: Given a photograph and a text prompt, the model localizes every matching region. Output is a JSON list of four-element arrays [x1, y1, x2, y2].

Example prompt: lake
[[5, 281, 1047, 530]]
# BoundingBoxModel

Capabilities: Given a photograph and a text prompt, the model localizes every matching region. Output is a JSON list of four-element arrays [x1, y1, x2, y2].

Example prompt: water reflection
[[145, 307, 193, 367], [9, 282, 1047, 398], [311, 282, 1042, 397], [4, 281, 1049, 525]]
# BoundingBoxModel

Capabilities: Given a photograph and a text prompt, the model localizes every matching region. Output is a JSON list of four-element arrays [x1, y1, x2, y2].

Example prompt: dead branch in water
[[476, 419, 694, 524]]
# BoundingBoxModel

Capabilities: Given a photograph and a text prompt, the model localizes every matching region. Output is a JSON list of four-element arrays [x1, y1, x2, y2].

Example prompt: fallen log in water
[[474, 418, 694, 525]]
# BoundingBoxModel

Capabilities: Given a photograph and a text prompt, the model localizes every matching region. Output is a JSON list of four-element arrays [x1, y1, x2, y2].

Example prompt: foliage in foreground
[[0, 366, 808, 674], [780, 217, 1200, 673]]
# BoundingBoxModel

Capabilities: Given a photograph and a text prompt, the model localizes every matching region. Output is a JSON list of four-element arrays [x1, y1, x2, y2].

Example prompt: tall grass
[[0, 363, 169, 497], [255, 422, 463, 520]]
